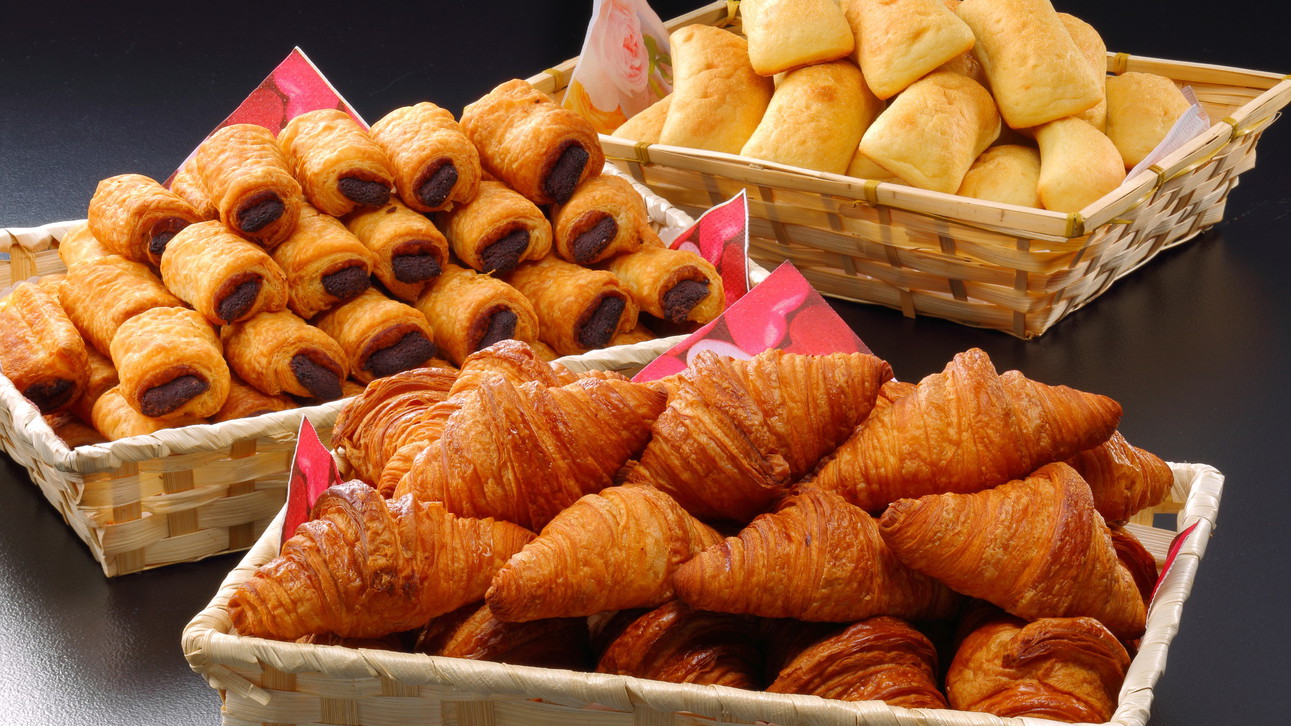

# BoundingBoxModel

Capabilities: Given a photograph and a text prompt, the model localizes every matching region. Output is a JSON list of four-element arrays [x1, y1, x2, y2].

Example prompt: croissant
[[879, 461, 1147, 640], [630, 349, 893, 523], [946, 613, 1131, 723], [87, 173, 202, 265], [0, 282, 89, 415], [811, 348, 1122, 512], [767, 616, 948, 709], [1111, 525, 1159, 607], [395, 375, 667, 531], [486, 484, 721, 622], [1067, 430, 1173, 522], [331, 366, 460, 485], [674, 487, 960, 622], [594, 601, 762, 689], [227, 481, 534, 641], [414, 601, 591, 671]]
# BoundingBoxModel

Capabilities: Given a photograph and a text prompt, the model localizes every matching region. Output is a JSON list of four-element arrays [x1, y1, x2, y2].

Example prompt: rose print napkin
[[563, 0, 673, 133]]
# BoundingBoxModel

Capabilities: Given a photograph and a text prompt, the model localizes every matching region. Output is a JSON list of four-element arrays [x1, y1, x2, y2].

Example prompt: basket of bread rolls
[[527, 0, 1291, 339], [183, 340, 1223, 726]]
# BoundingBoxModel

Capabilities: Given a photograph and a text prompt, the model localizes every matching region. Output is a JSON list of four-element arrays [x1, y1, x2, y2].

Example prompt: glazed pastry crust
[[59, 255, 184, 357], [413, 264, 538, 366], [194, 123, 304, 247], [331, 366, 459, 485], [312, 288, 437, 384], [595, 601, 762, 689], [415, 601, 591, 670], [506, 256, 638, 356], [460, 79, 605, 206], [343, 198, 450, 302], [88, 173, 202, 266], [605, 245, 724, 324], [221, 310, 349, 399], [0, 282, 89, 414], [370, 102, 482, 213], [109, 306, 230, 419], [70, 347, 119, 426], [170, 155, 218, 220], [437, 181, 552, 274], [550, 174, 648, 265], [160, 220, 289, 325], [213, 375, 295, 423], [1067, 430, 1173, 522], [57, 223, 111, 269], [90, 385, 206, 440], [278, 109, 395, 217], [271, 204, 376, 319]]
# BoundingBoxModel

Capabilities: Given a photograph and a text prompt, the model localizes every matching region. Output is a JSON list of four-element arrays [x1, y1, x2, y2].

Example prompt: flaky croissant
[[331, 367, 460, 486], [595, 601, 762, 689], [674, 486, 959, 622], [879, 462, 1147, 640], [630, 348, 893, 523], [1067, 430, 1173, 522], [485, 484, 721, 622], [767, 616, 948, 709], [227, 481, 534, 641], [946, 613, 1131, 723], [414, 601, 591, 671], [811, 348, 1121, 512]]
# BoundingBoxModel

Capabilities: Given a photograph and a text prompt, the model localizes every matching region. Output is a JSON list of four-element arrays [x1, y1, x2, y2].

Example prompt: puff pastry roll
[[550, 174, 648, 265], [413, 264, 538, 366], [59, 255, 184, 357], [45, 412, 107, 448], [222, 310, 349, 402], [90, 385, 206, 440], [460, 79, 605, 206], [170, 155, 219, 220], [415, 601, 591, 671], [88, 173, 203, 266], [610, 326, 656, 347], [343, 198, 450, 302], [194, 123, 303, 247], [313, 288, 437, 384], [370, 102, 482, 213], [507, 256, 638, 356], [159, 220, 289, 325], [109, 306, 230, 419], [212, 374, 296, 423], [0, 282, 89, 414], [605, 245, 724, 325], [271, 204, 376, 319], [57, 222, 111, 269], [70, 347, 119, 425], [437, 181, 552, 274], [278, 109, 395, 216], [595, 602, 762, 689]]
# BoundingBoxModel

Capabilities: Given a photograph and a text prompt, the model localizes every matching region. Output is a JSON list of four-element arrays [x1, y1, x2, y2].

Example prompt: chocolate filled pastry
[[90, 385, 207, 440], [270, 204, 376, 319], [369, 102, 482, 213], [109, 306, 230, 419], [506, 256, 638, 356], [605, 245, 724, 325], [313, 288, 437, 384], [549, 174, 648, 265], [70, 347, 119, 426], [221, 310, 349, 401], [169, 155, 219, 220], [460, 79, 605, 206], [160, 220, 289, 325], [413, 264, 539, 366], [193, 123, 303, 247], [278, 109, 396, 216], [343, 198, 449, 302], [87, 173, 203, 266], [58, 255, 184, 357], [212, 374, 295, 423], [437, 180, 552, 275], [57, 223, 111, 269], [0, 282, 89, 415]]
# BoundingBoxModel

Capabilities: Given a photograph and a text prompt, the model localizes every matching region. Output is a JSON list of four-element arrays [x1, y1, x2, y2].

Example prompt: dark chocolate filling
[[476, 309, 518, 352], [571, 215, 617, 264], [392, 251, 442, 283], [577, 295, 626, 350], [661, 279, 711, 323], [543, 144, 590, 204], [338, 176, 391, 207], [140, 375, 209, 418], [479, 229, 529, 274], [23, 378, 74, 414], [290, 354, 342, 402], [235, 192, 285, 234], [415, 163, 459, 209], [149, 217, 191, 258], [363, 331, 437, 379], [321, 266, 370, 301], [216, 277, 263, 324]]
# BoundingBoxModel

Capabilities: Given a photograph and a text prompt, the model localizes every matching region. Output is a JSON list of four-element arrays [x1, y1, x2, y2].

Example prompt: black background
[[2, 1, 1288, 724]]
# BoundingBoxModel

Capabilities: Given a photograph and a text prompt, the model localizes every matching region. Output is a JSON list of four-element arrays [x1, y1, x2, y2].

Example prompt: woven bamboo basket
[[527, 1, 1291, 339], [0, 166, 699, 577], [182, 336, 1223, 725]]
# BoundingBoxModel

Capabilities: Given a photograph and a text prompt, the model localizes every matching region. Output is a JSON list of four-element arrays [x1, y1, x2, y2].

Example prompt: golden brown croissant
[[396, 375, 667, 531], [811, 348, 1122, 512], [594, 601, 762, 689], [674, 487, 960, 622], [549, 174, 647, 265], [946, 613, 1131, 723], [369, 102, 482, 213], [159, 220, 289, 325], [879, 461, 1147, 640], [630, 349, 893, 523], [343, 197, 450, 302], [312, 288, 437, 384], [108, 306, 230, 419], [767, 616, 949, 708], [0, 282, 89, 414], [87, 173, 202, 266], [1110, 525, 1159, 607], [1067, 430, 1173, 522], [278, 109, 395, 216], [194, 123, 304, 247], [331, 366, 459, 486], [414, 601, 591, 671], [227, 480, 535, 641], [485, 484, 721, 622], [58, 255, 184, 357]]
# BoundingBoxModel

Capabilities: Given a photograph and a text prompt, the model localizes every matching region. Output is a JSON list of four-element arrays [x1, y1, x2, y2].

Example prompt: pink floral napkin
[[281, 418, 342, 548], [563, 0, 673, 133]]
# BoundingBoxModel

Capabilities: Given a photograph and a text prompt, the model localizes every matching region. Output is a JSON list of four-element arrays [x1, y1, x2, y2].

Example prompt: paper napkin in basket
[[563, 0, 673, 134]]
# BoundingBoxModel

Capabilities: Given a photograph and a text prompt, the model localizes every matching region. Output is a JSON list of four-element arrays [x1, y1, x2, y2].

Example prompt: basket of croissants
[[183, 339, 1222, 726]]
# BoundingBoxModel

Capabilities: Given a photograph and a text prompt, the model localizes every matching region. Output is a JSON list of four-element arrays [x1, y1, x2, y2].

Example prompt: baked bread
[[549, 174, 648, 265], [437, 180, 552, 275], [221, 310, 349, 402], [844, 0, 976, 100], [506, 256, 638, 356], [604, 245, 724, 325], [0, 282, 89, 414], [87, 173, 202, 266], [412, 263, 539, 366], [369, 102, 482, 213], [159, 220, 289, 325], [741, 0, 855, 76], [658, 25, 773, 154], [312, 288, 437, 384], [956, 145, 1043, 208], [1105, 72, 1193, 169], [59, 255, 184, 357], [1035, 117, 1126, 212], [109, 306, 230, 419], [343, 197, 449, 302], [270, 203, 376, 319], [1059, 12, 1110, 132], [611, 95, 671, 144], [56, 223, 110, 269], [193, 123, 303, 247]]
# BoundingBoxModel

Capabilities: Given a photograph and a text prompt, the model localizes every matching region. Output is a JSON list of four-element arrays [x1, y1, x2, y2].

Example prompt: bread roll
[[612, 96, 671, 144], [846, 150, 902, 182], [741, 0, 855, 76], [1035, 118, 1126, 212], [1105, 72, 1193, 169], [1059, 13, 1109, 132], [844, 0, 976, 100], [957, 145, 1042, 208], [658, 25, 773, 154]]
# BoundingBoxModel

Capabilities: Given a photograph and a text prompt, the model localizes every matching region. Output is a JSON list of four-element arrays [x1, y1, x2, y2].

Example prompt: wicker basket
[[0, 166, 699, 576], [527, 1, 1291, 339], [182, 342, 1223, 726]]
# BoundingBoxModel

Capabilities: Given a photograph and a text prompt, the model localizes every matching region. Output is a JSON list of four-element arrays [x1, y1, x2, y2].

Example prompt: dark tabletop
[[2, 1, 1288, 724]]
